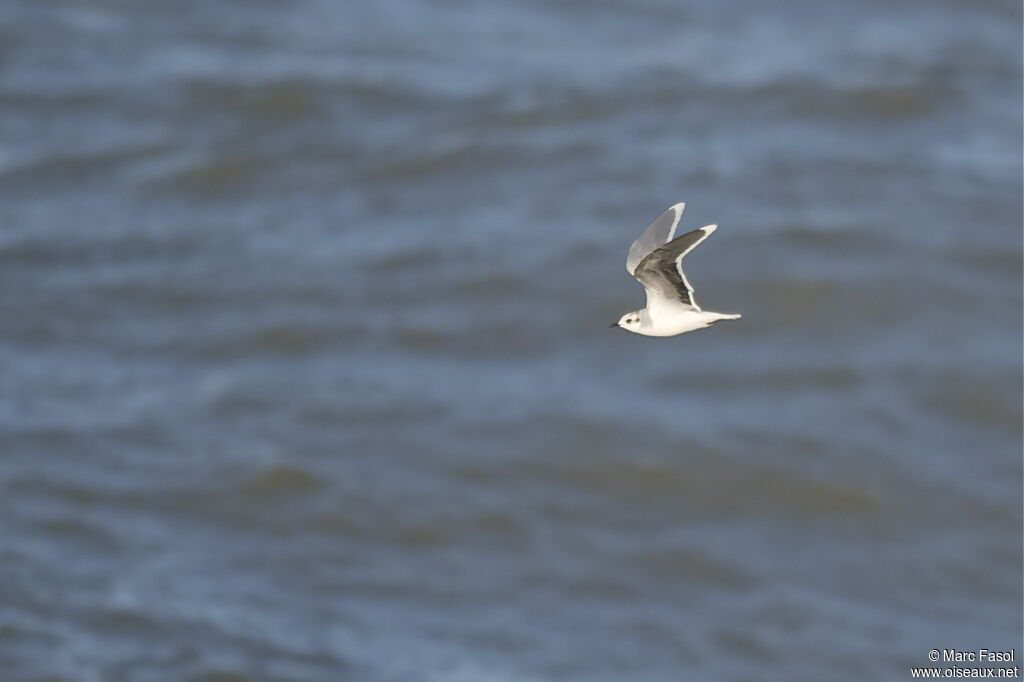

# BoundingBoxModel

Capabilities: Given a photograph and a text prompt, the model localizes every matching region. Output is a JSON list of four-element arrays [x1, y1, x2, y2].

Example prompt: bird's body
[[613, 202, 740, 337], [625, 306, 740, 337]]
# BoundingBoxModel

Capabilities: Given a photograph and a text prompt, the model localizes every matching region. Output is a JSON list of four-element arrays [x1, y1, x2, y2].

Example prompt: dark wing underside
[[633, 225, 714, 309]]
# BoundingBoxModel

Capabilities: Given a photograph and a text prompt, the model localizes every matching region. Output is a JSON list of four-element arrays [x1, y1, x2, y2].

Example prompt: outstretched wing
[[626, 202, 685, 276], [633, 225, 717, 310]]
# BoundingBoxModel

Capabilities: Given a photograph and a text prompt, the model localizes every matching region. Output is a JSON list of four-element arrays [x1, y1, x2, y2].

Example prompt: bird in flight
[[612, 202, 741, 337]]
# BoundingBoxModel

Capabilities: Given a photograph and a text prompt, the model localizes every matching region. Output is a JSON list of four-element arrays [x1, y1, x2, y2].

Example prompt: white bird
[[612, 202, 741, 337]]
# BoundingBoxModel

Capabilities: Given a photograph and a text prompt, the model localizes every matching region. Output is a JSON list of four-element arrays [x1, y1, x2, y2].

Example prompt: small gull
[[612, 202, 741, 337]]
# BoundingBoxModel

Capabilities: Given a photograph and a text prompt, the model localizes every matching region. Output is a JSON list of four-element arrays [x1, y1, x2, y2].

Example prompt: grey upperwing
[[625, 203, 685, 275]]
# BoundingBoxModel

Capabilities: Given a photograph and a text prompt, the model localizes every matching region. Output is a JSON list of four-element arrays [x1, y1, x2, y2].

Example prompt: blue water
[[0, 1, 1020, 681]]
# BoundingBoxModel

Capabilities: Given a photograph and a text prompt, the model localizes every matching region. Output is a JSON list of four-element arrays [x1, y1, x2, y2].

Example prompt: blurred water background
[[1, 1, 1021, 681]]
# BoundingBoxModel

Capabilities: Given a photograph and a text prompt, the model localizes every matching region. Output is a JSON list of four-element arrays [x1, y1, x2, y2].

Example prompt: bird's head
[[611, 311, 643, 332]]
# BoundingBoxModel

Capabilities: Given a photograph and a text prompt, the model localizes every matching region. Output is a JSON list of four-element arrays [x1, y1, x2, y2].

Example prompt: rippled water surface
[[1, 1, 1021, 681]]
